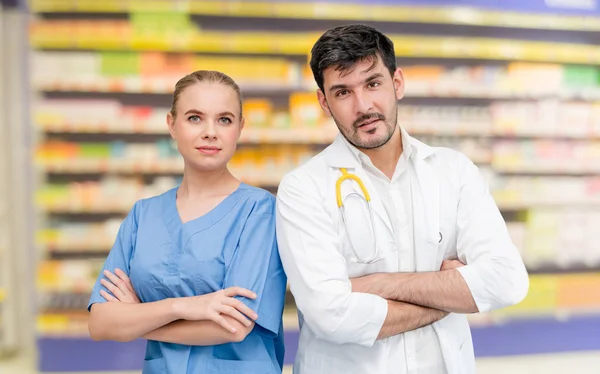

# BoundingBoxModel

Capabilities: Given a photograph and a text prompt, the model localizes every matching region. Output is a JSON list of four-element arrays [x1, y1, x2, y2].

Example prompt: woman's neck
[[177, 165, 240, 200]]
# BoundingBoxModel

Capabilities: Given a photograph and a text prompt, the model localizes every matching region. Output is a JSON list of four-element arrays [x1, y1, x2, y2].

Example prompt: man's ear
[[392, 68, 405, 101], [317, 89, 332, 117]]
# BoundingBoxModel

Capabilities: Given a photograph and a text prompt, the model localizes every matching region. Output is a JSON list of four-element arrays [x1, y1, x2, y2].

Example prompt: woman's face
[[168, 82, 244, 173]]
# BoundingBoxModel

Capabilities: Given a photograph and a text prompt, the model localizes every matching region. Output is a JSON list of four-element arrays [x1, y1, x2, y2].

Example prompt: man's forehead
[[324, 58, 385, 87]]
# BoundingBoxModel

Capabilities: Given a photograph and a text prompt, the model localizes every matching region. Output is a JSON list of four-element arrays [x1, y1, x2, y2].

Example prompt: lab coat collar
[[324, 126, 434, 168]]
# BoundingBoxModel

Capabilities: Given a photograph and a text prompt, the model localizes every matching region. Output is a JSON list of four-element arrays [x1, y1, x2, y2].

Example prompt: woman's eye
[[219, 117, 232, 124], [188, 115, 201, 122]]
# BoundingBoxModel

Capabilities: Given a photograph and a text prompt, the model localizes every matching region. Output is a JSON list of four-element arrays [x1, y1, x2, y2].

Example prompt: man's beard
[[332, 106, 398, 150]]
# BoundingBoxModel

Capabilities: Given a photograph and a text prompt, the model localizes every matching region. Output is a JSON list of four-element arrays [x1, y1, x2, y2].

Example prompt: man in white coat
[[275, 24, 529, 374]]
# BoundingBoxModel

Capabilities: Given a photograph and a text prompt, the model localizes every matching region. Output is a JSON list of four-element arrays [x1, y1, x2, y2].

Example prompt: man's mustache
[[353, 113, 385, 128]]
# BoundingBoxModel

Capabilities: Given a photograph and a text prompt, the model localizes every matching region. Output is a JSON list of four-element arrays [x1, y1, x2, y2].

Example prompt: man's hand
[[440, 259, 466, 271], [350, 273, 384, 294]]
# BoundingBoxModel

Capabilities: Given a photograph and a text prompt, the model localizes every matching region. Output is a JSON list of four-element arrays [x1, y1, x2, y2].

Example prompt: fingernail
[[231, 328, 237, 333]]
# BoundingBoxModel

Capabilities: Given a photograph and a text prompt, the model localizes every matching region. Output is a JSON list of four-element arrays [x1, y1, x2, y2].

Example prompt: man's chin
[[354, 139, 388, 150]]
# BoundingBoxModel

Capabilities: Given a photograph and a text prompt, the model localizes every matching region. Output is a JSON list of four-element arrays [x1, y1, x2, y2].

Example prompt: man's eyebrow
[[329, 83, 349, 93], [328, 73, 385, 93], [364, 73, 384, 82]]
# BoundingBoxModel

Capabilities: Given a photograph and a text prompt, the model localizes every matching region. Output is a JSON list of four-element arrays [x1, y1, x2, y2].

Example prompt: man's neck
[[362, 129, 403, 180]]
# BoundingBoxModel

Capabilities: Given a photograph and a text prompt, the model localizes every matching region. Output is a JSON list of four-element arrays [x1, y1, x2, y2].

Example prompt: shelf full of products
[[28, 1, 600, 371]]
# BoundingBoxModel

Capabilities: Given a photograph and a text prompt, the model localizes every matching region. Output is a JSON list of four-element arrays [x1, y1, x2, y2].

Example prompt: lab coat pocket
[[142, 357, 167, 374], [458, 326, 476, 374], [302, 349, 340, 372], [205, 358, 274, 373], [435, 313, 474, 374]]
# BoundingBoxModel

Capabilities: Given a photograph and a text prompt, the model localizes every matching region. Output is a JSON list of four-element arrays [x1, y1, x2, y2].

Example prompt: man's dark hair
[[309, 24, 397, 93]]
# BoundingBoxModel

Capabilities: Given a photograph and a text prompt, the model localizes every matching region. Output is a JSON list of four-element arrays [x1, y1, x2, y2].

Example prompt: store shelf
[[46, 251, 113, 261], [34, 80, 600, 102], [38, 122, 600, 143], [39, 159, 183, 175], [493, 165, 600, 175], [39, 125, 340, 145], [34, 313, 600, 371], [35, 81, 305, 96], [496, 200, 600, 210], [38, 163, 286, 183], [30, 23, 600, 64], [39, 205, 134, 214], [43, 123, 600, 144], [39, 157, 496, 179], [30, 0, 600, 32], [527, 264, 600, 275], [41, 241, 115, 253]]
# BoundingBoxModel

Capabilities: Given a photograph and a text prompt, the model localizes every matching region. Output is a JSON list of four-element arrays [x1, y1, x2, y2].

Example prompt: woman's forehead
[[177, 82, 240, 114]]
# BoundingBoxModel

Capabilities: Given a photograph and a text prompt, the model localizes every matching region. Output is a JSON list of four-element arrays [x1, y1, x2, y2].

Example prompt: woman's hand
[[100, 269, 141, 304], [173, 287, 259, 333], [100, 269, 258, 334]]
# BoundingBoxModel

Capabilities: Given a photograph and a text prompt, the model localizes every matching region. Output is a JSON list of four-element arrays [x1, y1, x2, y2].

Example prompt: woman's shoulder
[[237, 183, 276, 215], [126, 187, 177, 216]]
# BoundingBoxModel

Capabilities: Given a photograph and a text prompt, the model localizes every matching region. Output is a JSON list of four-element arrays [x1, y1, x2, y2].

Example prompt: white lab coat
[[275, 131, 529, 374]]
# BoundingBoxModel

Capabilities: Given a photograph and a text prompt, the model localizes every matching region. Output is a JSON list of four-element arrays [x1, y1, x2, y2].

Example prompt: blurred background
[[1, 0, 600, 373]]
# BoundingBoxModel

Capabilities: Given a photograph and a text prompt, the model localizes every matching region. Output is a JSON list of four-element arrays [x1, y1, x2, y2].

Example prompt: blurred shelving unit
[[27, 0, 600, 372], [1, 0, 27, 358], [0, 124, 9, 356], [0, 2, 6, 357]]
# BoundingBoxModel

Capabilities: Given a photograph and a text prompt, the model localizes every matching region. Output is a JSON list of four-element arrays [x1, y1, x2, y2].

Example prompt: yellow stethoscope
[[335, 168, 382, 264]]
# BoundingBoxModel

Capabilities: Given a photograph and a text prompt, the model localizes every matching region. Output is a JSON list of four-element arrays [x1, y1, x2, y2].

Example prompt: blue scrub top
[[88, 183, 287, 374]]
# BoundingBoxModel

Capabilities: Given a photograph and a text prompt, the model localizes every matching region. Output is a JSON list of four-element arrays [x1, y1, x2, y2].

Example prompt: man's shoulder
[[421, 142, 474, 170], [278, 144, 334, 193], [286, 144, 333, 178]]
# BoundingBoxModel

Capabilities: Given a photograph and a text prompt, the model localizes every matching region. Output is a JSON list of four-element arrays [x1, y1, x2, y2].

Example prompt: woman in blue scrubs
[[87, 70, 287, 374]]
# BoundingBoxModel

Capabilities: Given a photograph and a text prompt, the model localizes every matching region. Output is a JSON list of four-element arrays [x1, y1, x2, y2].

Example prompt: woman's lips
[[196, 146, 221, 155]]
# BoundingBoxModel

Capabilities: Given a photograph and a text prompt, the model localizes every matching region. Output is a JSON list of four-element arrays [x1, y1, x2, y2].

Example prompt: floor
[[1, 350, 600, 374]]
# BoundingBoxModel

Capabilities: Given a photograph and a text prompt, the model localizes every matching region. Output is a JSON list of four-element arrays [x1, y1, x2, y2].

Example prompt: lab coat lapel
[[411, 144, 440, 272], [351, 166, 394, 236], [325, 135, 394, 237]]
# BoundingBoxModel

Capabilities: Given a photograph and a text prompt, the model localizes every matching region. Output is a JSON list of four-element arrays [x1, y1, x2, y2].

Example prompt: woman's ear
[[167, 112, 176, 139], [238, 117, 245, 140]]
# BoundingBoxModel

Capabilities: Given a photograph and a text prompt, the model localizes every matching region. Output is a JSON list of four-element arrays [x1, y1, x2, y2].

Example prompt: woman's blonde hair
[[170, 70, 243, 118]]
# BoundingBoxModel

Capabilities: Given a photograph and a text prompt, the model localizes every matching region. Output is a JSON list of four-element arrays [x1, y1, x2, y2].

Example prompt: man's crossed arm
[[363, 259, 475, 340]]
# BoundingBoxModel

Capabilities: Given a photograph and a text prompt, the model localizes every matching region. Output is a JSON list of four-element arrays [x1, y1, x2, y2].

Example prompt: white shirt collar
[[339, 125, 414, 171]]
